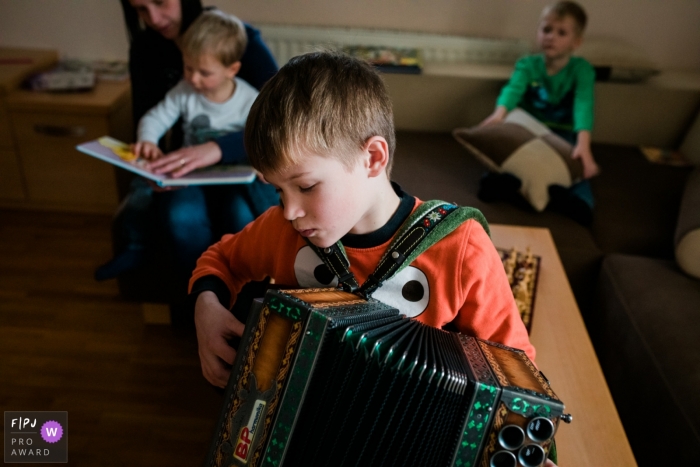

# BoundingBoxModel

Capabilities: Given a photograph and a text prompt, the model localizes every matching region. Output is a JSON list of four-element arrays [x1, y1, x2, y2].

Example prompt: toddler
[[133, 9, 258, 164], [95, 10, 260, 283]]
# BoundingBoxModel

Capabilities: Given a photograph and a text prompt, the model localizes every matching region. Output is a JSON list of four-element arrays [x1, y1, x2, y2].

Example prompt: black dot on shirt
[[314, 264, 335, 285], [402, 280, 424, 302]]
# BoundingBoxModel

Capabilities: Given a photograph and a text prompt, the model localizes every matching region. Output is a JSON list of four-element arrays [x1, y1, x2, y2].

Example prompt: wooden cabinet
[[0, 47, 132, 214], [0, 48, 58, 202]]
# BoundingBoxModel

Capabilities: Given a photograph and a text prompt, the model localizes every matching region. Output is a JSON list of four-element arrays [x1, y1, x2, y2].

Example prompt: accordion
[[205, 288, 568, 467]]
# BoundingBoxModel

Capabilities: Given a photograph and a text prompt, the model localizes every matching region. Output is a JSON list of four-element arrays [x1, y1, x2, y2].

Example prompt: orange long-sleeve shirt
[[190, 198, 535, 362]]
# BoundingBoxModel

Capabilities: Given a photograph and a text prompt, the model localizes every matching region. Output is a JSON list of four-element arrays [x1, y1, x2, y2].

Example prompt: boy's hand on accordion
[[195, 291, 245, 387]]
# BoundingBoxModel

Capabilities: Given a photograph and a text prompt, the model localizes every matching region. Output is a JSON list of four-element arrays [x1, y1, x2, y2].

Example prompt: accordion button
[[490, 450, 517, 467], [526, 416, 555, 442], [498, 424, 525, 450], [518, 444, 546, 467]]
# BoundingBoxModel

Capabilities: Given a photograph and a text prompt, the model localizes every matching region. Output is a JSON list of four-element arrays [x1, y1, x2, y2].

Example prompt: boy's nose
[[282, 199, 303, 221]]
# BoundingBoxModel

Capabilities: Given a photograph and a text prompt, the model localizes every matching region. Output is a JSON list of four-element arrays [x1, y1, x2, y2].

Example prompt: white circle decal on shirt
[[294, 246, 339, 288], [371, 266, 430, 318]]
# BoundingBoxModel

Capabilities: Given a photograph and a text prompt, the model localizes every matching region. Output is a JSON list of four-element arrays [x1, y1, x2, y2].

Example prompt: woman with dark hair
[[103, 0, 278, 324]]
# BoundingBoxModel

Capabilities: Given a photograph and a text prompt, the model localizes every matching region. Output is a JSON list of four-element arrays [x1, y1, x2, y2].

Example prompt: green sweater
[[496, 54, 595, 133]]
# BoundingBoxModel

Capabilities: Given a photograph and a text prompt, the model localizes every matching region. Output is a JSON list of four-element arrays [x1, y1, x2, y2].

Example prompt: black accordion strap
[[304, 200, 489, 298], [306, 242, 361, 293]]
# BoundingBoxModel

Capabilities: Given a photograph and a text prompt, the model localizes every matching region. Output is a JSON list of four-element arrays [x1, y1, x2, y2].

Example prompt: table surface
[[0, 47, 58, 95], [7, 80, 131, 115], [0, 47, 131, 115], [490, 224, 637, 467]]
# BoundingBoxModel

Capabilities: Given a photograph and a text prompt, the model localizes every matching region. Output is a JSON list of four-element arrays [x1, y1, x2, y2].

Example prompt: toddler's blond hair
[[181, 10, 247, 66]]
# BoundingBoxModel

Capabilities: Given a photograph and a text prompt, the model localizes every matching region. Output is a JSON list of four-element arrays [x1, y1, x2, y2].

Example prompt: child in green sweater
[[479, 1, 599, 225]]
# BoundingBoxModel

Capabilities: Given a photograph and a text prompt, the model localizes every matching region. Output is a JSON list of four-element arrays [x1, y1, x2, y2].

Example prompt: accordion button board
[[205, 288, 567, 467]]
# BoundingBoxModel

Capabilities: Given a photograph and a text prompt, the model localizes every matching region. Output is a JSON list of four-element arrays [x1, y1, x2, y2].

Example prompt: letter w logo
[[46, 427, 58, 437]]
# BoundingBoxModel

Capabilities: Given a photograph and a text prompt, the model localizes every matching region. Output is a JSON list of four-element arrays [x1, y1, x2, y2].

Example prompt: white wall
[[0, 0, 129, 61], [216, 0, 700, 70], [0, 0, 699, 70]]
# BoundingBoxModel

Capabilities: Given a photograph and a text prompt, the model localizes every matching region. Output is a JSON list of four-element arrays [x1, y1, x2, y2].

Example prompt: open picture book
[[76, 136, 257, 187]]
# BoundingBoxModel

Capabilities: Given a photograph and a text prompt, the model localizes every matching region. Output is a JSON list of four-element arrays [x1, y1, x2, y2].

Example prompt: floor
[[0, 209, 223, 466]]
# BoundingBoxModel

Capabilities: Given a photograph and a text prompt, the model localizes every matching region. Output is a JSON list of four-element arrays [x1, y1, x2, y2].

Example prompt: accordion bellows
[[206, 288, 566, 467]]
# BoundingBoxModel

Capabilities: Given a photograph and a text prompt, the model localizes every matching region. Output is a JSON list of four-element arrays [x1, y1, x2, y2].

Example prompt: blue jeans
[[113, 177, 154, 249], [155, 181, 279, 291], [552, 129, 595, 209], [111, 176, 277, 296], [569, 179, 594, 209]]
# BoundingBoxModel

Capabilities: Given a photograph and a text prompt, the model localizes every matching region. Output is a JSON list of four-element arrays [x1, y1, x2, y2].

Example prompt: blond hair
[[542, 1, 588, 34], [181, 10, 247, 66], [245, 51, 395, 176]]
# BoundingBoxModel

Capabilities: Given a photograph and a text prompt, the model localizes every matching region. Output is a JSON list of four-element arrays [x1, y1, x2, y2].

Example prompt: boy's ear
[[572, 32, 583, 50], [227, 61, 242, 78], [362, 136, 390, 178]]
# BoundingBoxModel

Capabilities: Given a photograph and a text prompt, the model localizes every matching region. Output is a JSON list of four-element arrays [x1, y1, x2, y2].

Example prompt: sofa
[[592, 169, 700, 466], [389, 130, 699, 466]]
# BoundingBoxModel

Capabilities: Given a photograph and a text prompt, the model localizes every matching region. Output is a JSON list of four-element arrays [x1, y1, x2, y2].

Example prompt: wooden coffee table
[[490, 224, 637, 467]]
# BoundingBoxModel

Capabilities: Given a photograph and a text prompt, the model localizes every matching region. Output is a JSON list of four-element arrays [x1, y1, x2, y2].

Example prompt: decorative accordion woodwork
[[205, 288, 567, 467]]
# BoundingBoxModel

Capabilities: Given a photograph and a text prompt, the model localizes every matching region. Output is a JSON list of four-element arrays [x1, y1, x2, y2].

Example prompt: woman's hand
[[149, 141, 223, 178], [194, 291, 245, 388]]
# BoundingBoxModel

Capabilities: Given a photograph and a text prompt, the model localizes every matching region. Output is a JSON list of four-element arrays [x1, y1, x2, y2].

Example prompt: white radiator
[[257, 24, 532, 67]]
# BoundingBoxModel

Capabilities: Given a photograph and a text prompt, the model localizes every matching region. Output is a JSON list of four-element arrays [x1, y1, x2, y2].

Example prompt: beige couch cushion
[[675, 168, 700, 279]]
